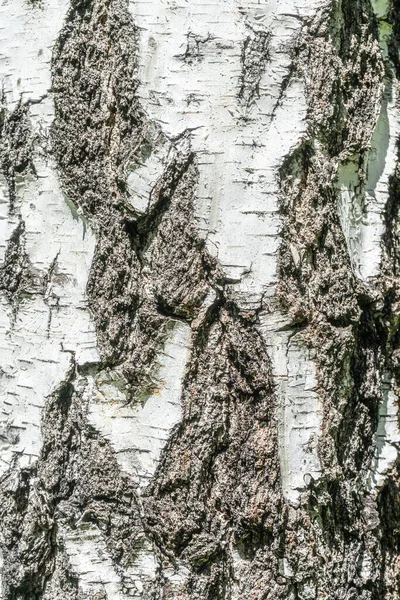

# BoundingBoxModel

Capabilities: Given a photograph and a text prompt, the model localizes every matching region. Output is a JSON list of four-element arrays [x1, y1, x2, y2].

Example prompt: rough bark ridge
[[0, 0, 400, 599]]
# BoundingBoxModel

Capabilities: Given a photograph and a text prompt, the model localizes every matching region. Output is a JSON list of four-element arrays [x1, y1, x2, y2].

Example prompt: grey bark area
[[1, 0, 400, 599]]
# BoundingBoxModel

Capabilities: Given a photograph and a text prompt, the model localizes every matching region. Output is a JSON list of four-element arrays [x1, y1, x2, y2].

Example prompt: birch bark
[[0, 0, 400, 599]]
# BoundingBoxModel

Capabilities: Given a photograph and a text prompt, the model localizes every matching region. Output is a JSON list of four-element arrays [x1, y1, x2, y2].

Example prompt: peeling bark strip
[[0, 0, 399, 598]]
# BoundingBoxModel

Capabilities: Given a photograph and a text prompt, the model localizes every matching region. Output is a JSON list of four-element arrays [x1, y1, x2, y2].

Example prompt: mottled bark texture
[[1, 0, 400, 599]]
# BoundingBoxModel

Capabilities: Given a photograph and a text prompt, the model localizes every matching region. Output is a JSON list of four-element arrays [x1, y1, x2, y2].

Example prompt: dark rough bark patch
[[239, 27, 271, 109], [278, 140, 361, 326], [144, 303, 283, 599], [274, 2, 400, 598], [0, 364, 148, 599], [0, 219, 40, 311], [0, 219, 62, 321], [0, 100, 36, 212], [389, 0, 400, 77]]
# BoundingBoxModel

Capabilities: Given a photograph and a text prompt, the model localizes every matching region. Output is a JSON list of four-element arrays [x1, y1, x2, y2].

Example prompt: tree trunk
[[0, 0, 400, 598]]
